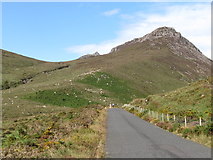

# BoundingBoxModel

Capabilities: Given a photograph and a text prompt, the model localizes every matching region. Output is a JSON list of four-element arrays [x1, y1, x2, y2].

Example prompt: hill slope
[[1, 49, 74, 89], [72, 27, 211, 96], [131, 77, 212, 121], [2, 26, 212, 119]]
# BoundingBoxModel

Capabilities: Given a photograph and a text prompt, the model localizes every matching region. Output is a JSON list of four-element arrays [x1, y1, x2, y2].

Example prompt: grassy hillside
[[1, 49, 73, 89], [2, 40, 211, 119], [77, 72, 143, 103], [2, 50, 44, 72], [24, 87, 99, 108], [2, 50, 44, 82], [131, 77, 212, 121]]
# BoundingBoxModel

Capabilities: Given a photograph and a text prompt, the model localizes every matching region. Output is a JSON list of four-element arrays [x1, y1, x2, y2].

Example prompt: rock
[[78, 52, 100, 59]]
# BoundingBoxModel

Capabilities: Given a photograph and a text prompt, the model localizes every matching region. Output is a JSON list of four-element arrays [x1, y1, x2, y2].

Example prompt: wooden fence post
[[167, 113, 169, 121], [199, 117, 202, 126]]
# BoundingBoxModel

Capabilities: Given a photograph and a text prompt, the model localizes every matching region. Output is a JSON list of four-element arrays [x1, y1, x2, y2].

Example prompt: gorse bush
[[171, 123, 180, 132], [182, 128, 192, 138], [1, 80, 21, 90]]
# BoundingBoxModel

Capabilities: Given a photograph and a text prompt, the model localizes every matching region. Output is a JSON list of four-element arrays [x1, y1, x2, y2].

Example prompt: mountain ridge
[[110, 26, 210, 64]]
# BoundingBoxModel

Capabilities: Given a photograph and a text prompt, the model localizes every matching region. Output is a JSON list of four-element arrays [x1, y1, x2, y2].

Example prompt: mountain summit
[[141, 26, 182, 40], [110, 26, 210, 65]]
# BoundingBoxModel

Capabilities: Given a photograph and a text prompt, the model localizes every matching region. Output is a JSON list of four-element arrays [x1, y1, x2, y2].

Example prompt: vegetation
[[2, 105, 106, 158], [131, 78, 212, 121], [24, 87, 98, 108], [77, 72, 142, 103]]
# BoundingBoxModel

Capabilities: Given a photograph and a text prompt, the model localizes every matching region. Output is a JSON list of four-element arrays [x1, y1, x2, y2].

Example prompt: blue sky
[[2, 2, 211, 61]]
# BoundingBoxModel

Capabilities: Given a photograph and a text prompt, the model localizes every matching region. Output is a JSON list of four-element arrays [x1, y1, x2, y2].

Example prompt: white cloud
[[66, 4, 211, 59], [103, 9, 120, 16]]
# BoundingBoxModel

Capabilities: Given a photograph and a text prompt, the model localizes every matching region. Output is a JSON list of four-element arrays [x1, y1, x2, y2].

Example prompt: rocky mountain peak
[[110, 26, 210, 65], [144, 26, 181, 40], [79, 51, 100, 59], [110, 26, 182, 52], [130, 26, 182, 44]]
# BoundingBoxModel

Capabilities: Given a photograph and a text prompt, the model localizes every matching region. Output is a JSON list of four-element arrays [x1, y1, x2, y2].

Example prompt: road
[[106, 108, 211, 158]]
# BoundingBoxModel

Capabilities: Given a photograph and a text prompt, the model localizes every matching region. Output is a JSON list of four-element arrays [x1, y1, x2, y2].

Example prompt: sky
[[2, 1, 211, 62]]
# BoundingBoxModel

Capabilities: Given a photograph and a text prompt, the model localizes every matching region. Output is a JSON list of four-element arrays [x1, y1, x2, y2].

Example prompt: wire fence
[[122, 104, 209, 127]]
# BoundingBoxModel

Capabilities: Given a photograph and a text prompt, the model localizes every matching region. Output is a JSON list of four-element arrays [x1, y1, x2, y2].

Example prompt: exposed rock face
[[79, 52, 100, 59], [110, 26, 211, 65]]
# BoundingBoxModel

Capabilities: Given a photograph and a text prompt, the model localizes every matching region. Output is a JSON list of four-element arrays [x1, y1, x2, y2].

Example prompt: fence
[[122, 104, 207, 127]]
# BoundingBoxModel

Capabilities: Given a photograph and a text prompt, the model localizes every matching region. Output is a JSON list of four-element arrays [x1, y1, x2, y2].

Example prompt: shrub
[[193, 126, 203, 136], [166, 123, 173, 131], [138, 112, 144, 118], [143, 115, 152, 122], [129, 108, 134, 113], [171, 123, 180, 132], [177, 126, 184, 134], [182, 128, 192, 138], [151, 119, 159, 124], [156, 122, 170, 129], [204, 122, 213, 136]]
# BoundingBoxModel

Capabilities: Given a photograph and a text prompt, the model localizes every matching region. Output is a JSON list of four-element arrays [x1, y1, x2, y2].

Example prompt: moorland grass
[[23, 87, 99, 108], [131, 78, 212, 120], [77, 72, 142, 103]]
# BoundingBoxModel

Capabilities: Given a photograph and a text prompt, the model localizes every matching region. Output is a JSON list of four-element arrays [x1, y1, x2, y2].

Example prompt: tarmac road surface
[[106, 108, 211, 158]]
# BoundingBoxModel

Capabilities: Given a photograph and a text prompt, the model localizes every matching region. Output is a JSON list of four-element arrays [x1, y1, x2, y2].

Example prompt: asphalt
[[106, 108, 211, 158]]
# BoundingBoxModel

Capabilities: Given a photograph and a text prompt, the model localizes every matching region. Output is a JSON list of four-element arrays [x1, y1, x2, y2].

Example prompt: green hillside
[[2, 50, 44, 71], [131, 77, 212, 121], [1, 49, 73, 89]]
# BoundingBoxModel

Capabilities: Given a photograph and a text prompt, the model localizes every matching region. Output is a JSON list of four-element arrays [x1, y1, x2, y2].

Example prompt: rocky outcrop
[[79, 52, 100, 59]]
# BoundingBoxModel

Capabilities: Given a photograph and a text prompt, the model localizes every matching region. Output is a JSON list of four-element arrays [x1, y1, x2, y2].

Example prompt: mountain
[[110, 26, 210, 70], [2, 26, 211, 119], [79, 52, 100, 59]]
